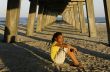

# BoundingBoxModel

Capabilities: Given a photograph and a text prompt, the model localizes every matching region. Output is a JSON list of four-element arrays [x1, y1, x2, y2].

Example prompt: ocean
[[0, 17, 106, 25]]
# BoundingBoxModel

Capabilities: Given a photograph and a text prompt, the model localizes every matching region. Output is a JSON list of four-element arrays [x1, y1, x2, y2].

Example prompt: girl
[[50, 32, 83, 68]]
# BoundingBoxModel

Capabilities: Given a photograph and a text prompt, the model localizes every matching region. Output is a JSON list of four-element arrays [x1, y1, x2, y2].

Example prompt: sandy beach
[[0, 22, 110, 72]]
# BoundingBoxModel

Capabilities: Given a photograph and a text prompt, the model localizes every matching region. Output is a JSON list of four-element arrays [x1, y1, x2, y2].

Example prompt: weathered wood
[[86, 0, 97, 37], [65, 10, 69, 24], [44, 14, 49, 27], [36, 13, 43, 32], [26, 1, 38, 36], [70, 7, 76, 27], [68, 9, 72, 24], [78, 2, 86, 33], [49, 14, 56, 26], [4, 0, 20, 43], [66, 11, 70, 24], [36, 6, 44, 32], [103, 0, 110, 45], [62, 11, 66, 22], [47, 14, 51, 25], [42, 13, 47, 29], [74, 4, 80, 30]]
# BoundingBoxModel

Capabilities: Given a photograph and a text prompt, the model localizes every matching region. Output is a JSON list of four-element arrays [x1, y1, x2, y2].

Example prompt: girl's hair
[[51, 32, 62, 43]]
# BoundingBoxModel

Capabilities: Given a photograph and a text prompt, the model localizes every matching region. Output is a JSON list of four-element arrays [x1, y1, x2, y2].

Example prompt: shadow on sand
[[0, 42, 54, 72]]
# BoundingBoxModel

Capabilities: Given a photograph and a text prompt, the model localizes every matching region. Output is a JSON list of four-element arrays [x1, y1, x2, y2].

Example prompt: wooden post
[[71, 7, 76, 27], [63, 9, 70, 24], [45, 14, 50, 27], [66, 11, 69, 24], [69, 9, 72, 25], [62, 12, 66, 23], [74, 4, 80, 30], [42, 13, 47, 29], [36, 7, 44, 32], [62, 13, 65, 22], [78, 2, 87, 33], [86, 0, 97, 37], [36, 13, 43, 32], [103, 0, 110, 45], [46, 14, 50, 26], [48, 13, 56, 26], [4, 0, 20, 43], [69, 9, 72, 24], [44, 14, 48, 27], [26, 1, 37, 36]]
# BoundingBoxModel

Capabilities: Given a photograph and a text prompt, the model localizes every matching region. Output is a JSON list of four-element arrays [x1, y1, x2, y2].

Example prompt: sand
[[0, 22, 110, 72]]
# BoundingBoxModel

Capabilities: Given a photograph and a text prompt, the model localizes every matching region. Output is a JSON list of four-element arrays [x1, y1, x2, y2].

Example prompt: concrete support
[[74, 4, 80, 30], [86, 0, 97, 37], [103, 0, 110, 45], [4, 0, 20, 43], [78, 2, 87, 33], [26, 1, 37, 36]]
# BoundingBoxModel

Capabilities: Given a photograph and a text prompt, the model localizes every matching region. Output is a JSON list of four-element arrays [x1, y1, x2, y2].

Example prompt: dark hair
[[51, 32, 62, 43]]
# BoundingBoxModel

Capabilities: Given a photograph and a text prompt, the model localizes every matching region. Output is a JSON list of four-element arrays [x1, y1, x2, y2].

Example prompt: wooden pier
[[2, 0, 110, 46]]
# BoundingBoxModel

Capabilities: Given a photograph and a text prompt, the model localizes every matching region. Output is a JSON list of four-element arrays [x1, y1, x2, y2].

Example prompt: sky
[[0, 0, 105, 17]]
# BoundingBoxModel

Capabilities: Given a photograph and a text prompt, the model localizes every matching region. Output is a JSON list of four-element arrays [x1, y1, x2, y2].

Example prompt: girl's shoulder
[[51, 41, 57, 46]]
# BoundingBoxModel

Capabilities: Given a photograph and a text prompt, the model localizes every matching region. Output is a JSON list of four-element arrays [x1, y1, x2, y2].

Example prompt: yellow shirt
[[50, 41, 60, 61]]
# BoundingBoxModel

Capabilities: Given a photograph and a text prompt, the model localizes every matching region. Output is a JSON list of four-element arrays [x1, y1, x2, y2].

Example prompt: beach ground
[[0, 22, 110, 72]]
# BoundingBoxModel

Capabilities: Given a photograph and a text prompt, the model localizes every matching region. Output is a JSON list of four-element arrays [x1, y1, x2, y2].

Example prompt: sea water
[[0, 17, 106, 25]]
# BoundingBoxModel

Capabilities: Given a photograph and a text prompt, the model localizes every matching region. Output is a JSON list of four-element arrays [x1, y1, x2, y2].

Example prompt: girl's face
[[55, 35, 64, 44]]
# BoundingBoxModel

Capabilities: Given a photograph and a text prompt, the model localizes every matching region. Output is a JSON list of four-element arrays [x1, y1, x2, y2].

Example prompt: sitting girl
[[50, 32, 83, 68]]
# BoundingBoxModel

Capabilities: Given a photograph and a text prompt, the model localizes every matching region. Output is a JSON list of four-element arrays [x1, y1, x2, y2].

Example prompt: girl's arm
[[55, 43, 69, 48]]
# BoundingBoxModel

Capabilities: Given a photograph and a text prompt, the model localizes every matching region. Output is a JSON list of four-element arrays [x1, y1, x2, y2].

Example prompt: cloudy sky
[[0, 0, 105, 17]]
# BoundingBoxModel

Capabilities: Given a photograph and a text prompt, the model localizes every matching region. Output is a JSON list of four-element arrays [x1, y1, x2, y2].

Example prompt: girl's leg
[[67, 50, 79, 66]]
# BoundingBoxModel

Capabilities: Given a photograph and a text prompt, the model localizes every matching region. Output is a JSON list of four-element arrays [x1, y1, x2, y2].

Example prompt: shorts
[[53, 48, 69, 64]]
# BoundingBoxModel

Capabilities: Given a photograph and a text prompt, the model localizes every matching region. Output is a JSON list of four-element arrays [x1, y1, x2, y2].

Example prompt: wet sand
[[0, 22, 110, 72]]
